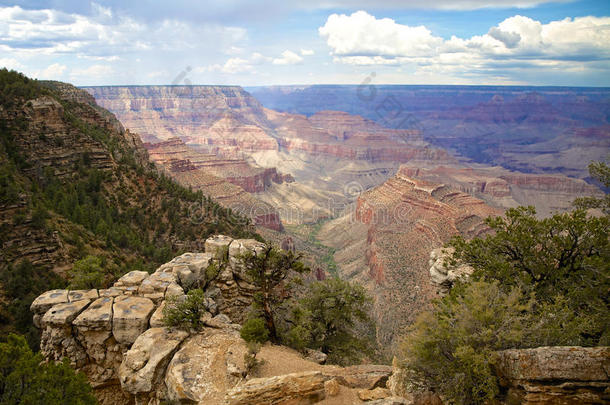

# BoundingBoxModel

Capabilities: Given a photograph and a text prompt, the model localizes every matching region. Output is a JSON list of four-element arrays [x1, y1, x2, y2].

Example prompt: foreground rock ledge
[[225, 371, 326, 405], [495, 346, 610, 404]]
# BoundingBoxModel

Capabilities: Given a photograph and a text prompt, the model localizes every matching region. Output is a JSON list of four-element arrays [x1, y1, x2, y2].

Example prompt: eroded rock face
[[119, 327, 189, 395], [495, 346, 610, 404], [165, 329, 248, 403]]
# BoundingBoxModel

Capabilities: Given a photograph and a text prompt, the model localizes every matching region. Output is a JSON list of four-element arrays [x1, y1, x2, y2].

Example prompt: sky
[[0, 0, 609, 86]]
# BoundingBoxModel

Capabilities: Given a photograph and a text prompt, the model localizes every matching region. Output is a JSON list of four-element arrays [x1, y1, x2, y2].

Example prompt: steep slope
[[0, 70, 259, 346], [144, 138, 288, 231], [318, 167, 502, 349]]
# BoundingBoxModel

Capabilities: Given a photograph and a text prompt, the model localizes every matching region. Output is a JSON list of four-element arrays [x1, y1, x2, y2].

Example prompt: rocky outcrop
[[30, 235, 265, 404], [495, 346, 610, 404], [31, 234, 415, 405], [428, 247, 473, 295]]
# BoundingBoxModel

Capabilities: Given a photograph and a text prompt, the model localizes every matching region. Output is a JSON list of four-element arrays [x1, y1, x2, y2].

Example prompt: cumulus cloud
[[0, 5, 246, 59], [36, 63, 67, 79], [301, 49, 315, 56], [207, 52, 273, 74], [273, 50, 304, 65], [0, 58, 24, 70], [70, 64, 114, 79], [319, 11, 610, 76]]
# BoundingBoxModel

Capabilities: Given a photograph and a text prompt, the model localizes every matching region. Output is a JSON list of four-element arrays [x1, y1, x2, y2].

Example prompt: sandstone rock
[[112, 296, 155, 345], [367, 397, 410, 405], [42, 299, 91, 326], [30, 289, 69, 315], [119, 327, 189, 394], [165, 282, 184, 298], [149, 301, 166, 328], [205, 235, 233, 257], [358, 387, 391, 401], [74, 297, 114, 330], [324, 378, 341, 396], [164, 329, 247, 403], [138, 271, 176, 301], [328, 365, 393, 389], [228, 238, 265, 268], [428, 247, 473, 295], [204, 313, 232, 329], [99, 288, 123, 297], [494, 346, 610, 403], [68, 289, 99, 302], [114, 270, 149, 287], [225, 371, 326, 405], [304, 348, 327, 365]]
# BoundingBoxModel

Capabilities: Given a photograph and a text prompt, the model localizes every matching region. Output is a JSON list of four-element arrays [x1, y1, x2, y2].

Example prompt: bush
[[240, 318, 269, 344], [68, 256, 105, 290], [243, 342, 265, 377], [162, 289, 207, 331], [400, 175, 610, 404], [0, 333, 97, 404], [285, 278, 375, 365]]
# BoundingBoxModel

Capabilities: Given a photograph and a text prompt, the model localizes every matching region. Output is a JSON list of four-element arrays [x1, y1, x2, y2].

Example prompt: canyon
[[84, 84, 605, 349]]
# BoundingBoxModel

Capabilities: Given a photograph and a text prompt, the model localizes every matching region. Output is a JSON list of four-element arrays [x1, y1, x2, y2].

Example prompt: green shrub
[[162, 289, 207, 331], [68, 256, 105, 290], [285, 278, 375, 365], [240, 318, 269, 344], [0, 333, 96, 404], [243, 342, 265, 377]]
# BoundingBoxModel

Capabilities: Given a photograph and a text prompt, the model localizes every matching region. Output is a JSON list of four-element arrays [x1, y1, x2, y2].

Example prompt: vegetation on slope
[[399, 161, 609, 404], [0, 69, 259, 349]]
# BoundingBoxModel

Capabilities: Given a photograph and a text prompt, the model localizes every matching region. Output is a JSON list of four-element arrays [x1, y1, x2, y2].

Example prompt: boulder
[[205, 235, 233, 257], [324, 378, 340, 396], [358, 387, 391, 401], [42, 299, 91, 326], [119, 327, 189, 394], [30, 289, 69, 315], [112, 296, 155, 345], [225, 371, 326, 405], [149, 301, 166, 328], [68, 289, 99, 302], [327, 365, 393, 389], [114, 270, 149, 287], [164, 329, 247, 403], [304, 348, 327, 365], [428, 247, 473, 295], [74, 297, 114, 330], [367, 397, 411, 405]]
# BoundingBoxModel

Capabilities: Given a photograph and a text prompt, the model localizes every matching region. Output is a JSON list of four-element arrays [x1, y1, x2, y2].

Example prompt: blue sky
[[1, 0, 609, 86]]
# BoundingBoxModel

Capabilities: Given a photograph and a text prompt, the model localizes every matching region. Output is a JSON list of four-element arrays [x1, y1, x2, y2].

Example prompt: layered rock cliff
[[319, 168, 502, 348]]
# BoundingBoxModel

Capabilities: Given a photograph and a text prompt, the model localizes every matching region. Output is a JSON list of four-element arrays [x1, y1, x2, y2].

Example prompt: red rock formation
[[85, 86, 452, 166], [145, 138, 289, 193], [353, 167, 502, 346]]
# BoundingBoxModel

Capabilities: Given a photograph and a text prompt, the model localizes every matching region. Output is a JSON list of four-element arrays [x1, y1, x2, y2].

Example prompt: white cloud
[[319, 11, 442, 59], [300, 49, 315, 56], [0, 5, 246, 59], [0, 58, 24, 70], [36, 63, 67, 79], [209, 57, 253, 74], [319, 11, 610, 78], [272, 50, 304, 65], [70, 64, 114, 79]]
